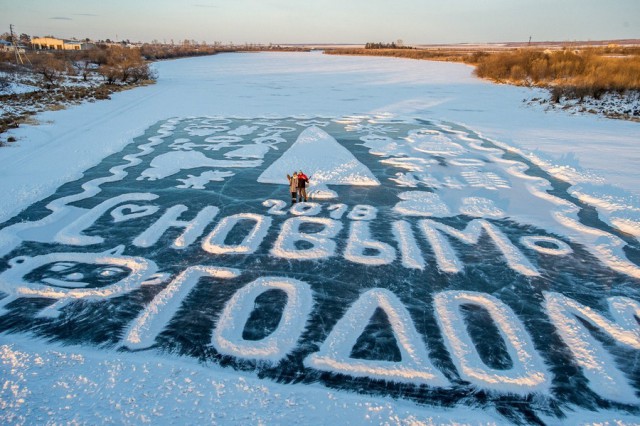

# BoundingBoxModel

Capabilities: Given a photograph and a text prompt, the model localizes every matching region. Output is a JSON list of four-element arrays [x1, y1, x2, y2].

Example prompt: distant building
[[0, 39, 26, 53], [31, 37, 95, 51]]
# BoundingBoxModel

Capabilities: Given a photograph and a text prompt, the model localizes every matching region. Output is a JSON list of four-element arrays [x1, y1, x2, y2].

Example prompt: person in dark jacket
[[297, 170, 309, 202]]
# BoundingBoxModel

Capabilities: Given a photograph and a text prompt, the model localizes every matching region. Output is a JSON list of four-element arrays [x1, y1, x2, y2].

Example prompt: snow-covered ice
[[1, 338, 511, 425], [1, 52, 639, 424]]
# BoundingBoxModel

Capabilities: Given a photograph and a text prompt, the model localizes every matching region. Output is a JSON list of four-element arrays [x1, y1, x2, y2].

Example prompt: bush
[[474, 47, 640, 98], [97, 46, 154, 84], [0, 74, 10, 92], [30, 53, 68, 86]]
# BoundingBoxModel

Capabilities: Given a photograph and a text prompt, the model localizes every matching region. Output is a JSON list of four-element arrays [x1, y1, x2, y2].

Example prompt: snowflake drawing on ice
[[461, 170, 510, 190], [176, 170, 235, 189], [345, 122, 399, 135]]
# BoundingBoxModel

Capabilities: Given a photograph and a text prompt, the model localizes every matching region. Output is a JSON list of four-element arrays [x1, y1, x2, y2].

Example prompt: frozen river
[[0, 52, 639, 424]]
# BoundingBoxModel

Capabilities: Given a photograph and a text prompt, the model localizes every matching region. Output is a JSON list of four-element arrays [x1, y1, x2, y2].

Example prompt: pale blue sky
[[1, 0, 638, 44]]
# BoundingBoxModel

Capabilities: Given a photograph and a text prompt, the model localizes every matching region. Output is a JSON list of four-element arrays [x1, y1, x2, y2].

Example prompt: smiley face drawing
[[0, 246, 165, 318]]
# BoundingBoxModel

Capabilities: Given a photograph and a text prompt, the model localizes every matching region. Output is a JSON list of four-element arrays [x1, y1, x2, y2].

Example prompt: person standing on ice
[[286, 172, 298, 204], [297, 170, 309, 202]]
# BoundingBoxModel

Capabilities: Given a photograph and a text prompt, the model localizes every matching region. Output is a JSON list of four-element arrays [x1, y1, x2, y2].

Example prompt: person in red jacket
[[297, 170, 309, 202]]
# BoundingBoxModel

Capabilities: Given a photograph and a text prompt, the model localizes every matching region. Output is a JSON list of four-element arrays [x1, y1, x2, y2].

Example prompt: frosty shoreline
[[527, 90, 640, 123], [1, 52, 639, 424]]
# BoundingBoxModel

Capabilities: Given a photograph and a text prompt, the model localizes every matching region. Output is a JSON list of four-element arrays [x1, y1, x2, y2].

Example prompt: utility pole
[[9, 24, 31, 66], [528, 36, 532, 46], [9, 24, 21, 65]]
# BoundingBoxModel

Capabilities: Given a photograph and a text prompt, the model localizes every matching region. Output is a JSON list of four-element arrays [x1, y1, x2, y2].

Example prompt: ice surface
[[344, 221, 396, 265], [434, 291, 550, 394], [1, 53, 639, 423], [212, 277, 313, 362], [271, 216, 342, 259], [124, 265, 240, 349], [544, 292, 640, 404], [202, 213, 272, 254], [304, 288, 450, 386]]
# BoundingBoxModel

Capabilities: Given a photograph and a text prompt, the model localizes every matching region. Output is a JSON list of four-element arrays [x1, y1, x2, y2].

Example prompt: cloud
[[74, 13, 99, 17], [193, 3, 217, 7], [49, 16, 73, 20]]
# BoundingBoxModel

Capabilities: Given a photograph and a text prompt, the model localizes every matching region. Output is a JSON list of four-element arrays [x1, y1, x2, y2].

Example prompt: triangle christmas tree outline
[[258, 126, 380, 199]]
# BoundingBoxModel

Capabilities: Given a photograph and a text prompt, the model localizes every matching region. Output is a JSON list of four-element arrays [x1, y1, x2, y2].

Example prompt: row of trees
[[140, 43, 233, 60], [326, 47, 470, 62], [0, 32, 31, 45], [1, 45, 155, 87], [139, 42, 307, 60], [364, 41, 412, 49]]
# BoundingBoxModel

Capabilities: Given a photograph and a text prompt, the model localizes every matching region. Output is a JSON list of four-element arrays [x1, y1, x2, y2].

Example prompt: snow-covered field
[[0, 52, 639, 424]]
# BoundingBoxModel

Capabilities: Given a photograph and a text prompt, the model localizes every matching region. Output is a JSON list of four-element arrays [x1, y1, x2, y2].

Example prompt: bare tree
[[98, 46, 153, 84], [0, 73, 11, 93], [73, 59, 92, 81], [31, 53, 67, 87], [19, 33, 30, 45]]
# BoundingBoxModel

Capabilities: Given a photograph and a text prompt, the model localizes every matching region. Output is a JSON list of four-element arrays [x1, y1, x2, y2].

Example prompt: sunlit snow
[[1, 52, 639, 424]]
